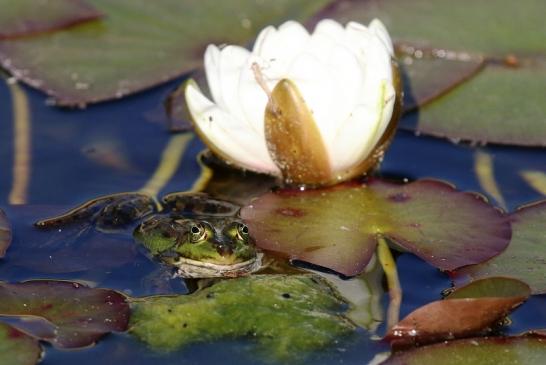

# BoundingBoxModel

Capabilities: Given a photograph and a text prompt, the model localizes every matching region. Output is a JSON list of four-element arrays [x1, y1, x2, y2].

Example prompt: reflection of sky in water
[[0, 74, 545, 364]]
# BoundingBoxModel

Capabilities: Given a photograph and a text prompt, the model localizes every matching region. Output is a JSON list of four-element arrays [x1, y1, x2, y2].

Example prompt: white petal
[[313, 19, 345, 42], [204, 45, 222, 107], [369, 19, 394, 56], [185, 81, 279, 174], [216, 45, 251, 122]]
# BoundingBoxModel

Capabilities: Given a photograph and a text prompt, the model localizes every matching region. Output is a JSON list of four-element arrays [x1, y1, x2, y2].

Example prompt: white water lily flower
[[185, 19, 399, 185]]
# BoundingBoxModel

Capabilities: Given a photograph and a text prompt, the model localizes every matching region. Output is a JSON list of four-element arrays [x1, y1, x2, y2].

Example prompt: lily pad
[[0, 280, 130, 348], [315, 0, 546, 55], [408, 63, 546, 146], [398, 50, 484, 112], [0, 322, 41, 365], [130, 274, 355, 362], [380, 334, 546, 365], [0, 208, 11, 257], [458, 201, 546, 294], [0, 0, 329, 106], [0, 0, 101, 39], [386, 277, 530, 348], [241, 179, 511, 276]]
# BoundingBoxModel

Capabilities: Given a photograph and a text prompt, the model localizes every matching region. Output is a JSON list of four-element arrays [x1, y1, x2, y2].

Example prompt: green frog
[[35, 192, 262, 278]]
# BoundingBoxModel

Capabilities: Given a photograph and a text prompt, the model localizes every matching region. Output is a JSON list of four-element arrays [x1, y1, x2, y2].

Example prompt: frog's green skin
[[134, 215, 262, 278], [35, 192, 262, 279]]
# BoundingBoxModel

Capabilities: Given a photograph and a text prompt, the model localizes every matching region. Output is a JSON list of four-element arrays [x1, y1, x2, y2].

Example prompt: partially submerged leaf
[[386, 277, 530, 348], [0, 0, 329, 106], [130, 274, 355, 362], [0, 0, 101, 39], [380, 334, 546, 365], [0, 280, 130, 348], [0, 322, 41, 365], [457, 201, 546, 294], [241, 179, 511, 276], [0, 208, 11, 257]]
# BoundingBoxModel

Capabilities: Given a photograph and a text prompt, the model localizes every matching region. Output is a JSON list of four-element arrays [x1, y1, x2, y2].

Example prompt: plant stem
[[189, 150, 214, 192], [377, 235, 402, 330]]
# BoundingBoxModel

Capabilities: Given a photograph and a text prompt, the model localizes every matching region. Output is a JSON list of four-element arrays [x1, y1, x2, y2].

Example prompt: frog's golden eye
[[236, 223, 249, 241], [190, 223, 206, 242]]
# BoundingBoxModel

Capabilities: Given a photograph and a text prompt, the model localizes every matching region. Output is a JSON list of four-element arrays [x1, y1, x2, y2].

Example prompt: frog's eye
[[236, 223, 249, 241], [190, 223, 207, 243]]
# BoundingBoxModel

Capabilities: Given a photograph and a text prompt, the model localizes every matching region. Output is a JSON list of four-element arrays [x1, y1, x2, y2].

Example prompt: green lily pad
[[386, 277, 530, 348], [0, 0, 329, 106], [380, 334, 546, 365], [408, 63, 546, 146], [458, 201, 546, 294], [241, 179, 511, 276], [316, 0, 546, 55], [0, 208, 11, 257], [130, 274, 355, 362], [398, 50, 484, 112], [0, 0, 101, 39], [0, 280, 130, 348], [0, 322, 41, 365]]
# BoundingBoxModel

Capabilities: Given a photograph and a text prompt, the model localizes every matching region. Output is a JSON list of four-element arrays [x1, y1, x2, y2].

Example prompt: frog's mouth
[[172, 253, 263, 278]]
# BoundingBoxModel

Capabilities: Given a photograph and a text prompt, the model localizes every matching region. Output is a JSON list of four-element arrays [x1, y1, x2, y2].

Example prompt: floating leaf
[[380, 334, 546, 365], [0, 0, 101, 39], [241, 179, 511, 276], [0, 0, 329, 106], [0, 322, 41, 365], [407, 63, 546, 146], [0, 280, 130, 348], [458, 201, 546, 294], [315, 0, 546, 55], [130, 274, 355, 362], [398, 51, 484, 112], [0, 208, 11, 257], [386, 277, 530, 348]]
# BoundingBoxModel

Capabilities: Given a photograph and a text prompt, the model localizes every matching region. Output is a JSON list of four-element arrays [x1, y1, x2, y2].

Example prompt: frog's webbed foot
[[161, 192, 240, 217], [35, 192, 157, 233]]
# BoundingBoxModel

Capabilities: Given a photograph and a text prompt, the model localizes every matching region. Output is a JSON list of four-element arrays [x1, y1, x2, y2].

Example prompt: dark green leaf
[[0, 0, 329, 106], [0, 208, 11, 257], [0, 0, 101, 39]]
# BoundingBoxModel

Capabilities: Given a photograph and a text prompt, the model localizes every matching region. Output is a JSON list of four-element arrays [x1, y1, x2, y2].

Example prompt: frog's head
[[134, 215, 261, 278]]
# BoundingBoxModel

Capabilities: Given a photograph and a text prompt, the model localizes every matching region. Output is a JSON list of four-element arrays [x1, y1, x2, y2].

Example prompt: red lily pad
[[457, 201, 546, 294], [386, 277, 530, 348], [0, 280, 130, 348], [380, 334, 546, 365], [0, 0, 329, 106], [0, 208, 11, 257], [0, 0, 101, 39], [0, 322, 41, 365], [241, 179, 511, 276]]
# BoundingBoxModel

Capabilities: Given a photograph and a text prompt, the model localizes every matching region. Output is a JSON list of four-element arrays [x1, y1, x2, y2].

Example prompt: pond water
[[1, 75, 545, 364]]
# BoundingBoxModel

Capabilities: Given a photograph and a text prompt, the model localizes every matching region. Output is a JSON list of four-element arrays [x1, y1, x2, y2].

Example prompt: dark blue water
[[0, 76, 545, 364]]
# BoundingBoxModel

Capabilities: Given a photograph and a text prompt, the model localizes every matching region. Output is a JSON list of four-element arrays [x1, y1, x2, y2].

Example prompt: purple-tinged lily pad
[[0, 0, 101, 39], [0, 208, 11, 257], [0, 322, 41, 365], [241, 179, 511, 276], [457, 201, 546, 294], [0, 280, 130, 348], [386, 277, 530, 348], [0, 0, 329, 107], [380, 334, 546, 365]]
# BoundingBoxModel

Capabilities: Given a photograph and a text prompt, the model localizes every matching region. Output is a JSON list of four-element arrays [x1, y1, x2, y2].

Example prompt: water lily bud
[[185, 19, 401, 186]]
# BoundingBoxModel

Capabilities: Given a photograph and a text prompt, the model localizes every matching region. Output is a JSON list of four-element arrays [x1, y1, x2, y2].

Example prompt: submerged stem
[[138, 133, 193, 201], [189, 150, 214, 193], [377, 235, 402, 330]]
